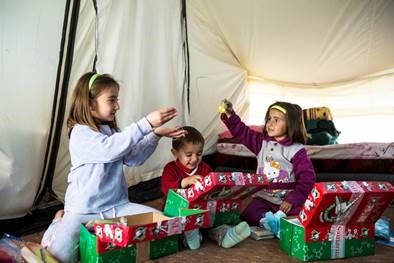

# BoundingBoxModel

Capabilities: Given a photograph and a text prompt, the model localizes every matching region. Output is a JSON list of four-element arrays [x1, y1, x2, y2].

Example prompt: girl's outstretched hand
[[146, 107, 178, 127], [218, 99, 233, 117], [154, 126, 187, 138]]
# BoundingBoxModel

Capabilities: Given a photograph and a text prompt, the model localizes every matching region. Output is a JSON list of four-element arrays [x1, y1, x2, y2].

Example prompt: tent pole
[[34, 0, 82, 206]]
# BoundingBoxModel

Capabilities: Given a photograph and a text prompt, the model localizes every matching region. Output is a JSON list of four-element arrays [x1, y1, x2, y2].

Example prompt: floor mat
[[0, 203, 64, 237]]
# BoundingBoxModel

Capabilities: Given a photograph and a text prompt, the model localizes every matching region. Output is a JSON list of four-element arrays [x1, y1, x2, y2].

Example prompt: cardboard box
[[280, 217, 375, 261], [182, 172, 268, 202], [80, 211, 206, 262], [80, 224, 178, 263], [93, 211, 207, 248], [280, 181, 394, 261], [92, 212, 180, 248], [164, 172, 268, 227]]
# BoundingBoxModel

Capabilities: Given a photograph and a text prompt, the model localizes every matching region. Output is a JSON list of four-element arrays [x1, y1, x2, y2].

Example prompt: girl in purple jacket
[[219, 100, 316, 236]]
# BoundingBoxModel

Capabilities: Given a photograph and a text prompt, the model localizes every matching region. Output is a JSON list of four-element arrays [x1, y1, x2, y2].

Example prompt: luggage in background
[[302, 107, 340, 145]]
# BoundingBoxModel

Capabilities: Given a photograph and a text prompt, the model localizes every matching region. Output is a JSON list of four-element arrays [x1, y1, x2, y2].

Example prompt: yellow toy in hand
[[218, 103, 226, 113], [218, 99, 233, 114]]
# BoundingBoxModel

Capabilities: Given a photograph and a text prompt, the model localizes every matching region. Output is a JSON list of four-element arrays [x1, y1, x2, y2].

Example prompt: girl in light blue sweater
[[41, 72, 185, 262]]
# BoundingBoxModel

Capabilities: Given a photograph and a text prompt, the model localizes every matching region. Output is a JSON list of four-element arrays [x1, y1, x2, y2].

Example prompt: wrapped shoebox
[[164, 172, 269, 226], [80, 210, 206, 263], [280, 217, 375, 261], [280, 181, 394, 261]]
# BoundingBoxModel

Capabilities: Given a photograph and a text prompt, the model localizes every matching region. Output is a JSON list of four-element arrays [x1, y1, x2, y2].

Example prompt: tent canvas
[[1, 0, 393, 220]]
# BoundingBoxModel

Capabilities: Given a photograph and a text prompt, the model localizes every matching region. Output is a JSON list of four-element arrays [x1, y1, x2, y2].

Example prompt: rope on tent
[[92, 0, 99, 72], [181, 0, 191, 114]]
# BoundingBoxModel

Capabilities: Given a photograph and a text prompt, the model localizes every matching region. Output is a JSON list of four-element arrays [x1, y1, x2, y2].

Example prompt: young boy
[[161, 126, 251, 250]]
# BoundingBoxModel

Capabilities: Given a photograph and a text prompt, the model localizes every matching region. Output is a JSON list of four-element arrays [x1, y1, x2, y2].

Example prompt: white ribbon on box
[[330, 181, 365, 259]]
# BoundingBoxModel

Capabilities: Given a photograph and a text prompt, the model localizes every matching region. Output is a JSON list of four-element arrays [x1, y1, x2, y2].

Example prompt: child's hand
[[279, 201, 293, 214], [146, 107, 177, 127], [181, 175, 203, 188], [218, 99, 233, 117], [154, 126, 187, 138]]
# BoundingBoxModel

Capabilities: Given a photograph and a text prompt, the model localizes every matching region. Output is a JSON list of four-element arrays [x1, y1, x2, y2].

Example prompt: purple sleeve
[[221, 113, 264, 155], [284, 148, 316, 207]]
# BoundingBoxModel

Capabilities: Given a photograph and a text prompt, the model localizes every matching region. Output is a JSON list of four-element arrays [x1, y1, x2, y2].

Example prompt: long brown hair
[[263, 101, 307, 144], [67, 72, 120, 136]]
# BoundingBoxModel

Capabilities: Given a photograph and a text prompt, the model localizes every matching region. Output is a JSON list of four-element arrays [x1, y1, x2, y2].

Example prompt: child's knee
[[47, 230, 80, 263], [54, 209, 65, 220], [287, 206, 301, 216], [240, 208, 261, 226]]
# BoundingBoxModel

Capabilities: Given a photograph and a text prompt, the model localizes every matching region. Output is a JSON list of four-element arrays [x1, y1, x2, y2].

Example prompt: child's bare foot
[[54, 210, 64, 220]]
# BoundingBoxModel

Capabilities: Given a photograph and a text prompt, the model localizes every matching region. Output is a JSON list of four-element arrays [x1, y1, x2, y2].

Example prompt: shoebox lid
[[181, 172, 269, 202], [189, 199, 243, 213], [298, 181, 394, 227]]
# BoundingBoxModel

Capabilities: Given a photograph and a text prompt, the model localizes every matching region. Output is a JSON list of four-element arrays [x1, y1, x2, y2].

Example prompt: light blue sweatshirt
[[64, 118, 160, 213]]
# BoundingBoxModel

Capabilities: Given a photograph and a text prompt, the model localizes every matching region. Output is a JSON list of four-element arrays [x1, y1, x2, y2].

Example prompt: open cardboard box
[[80, 210, 206, 263], [280, 181, 394, 261], [280, 216, 375, 261], [164, 172, 269, 226]]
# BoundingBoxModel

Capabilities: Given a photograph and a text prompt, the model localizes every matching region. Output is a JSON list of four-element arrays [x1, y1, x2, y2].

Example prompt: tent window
[[246, 79, 394, 143]]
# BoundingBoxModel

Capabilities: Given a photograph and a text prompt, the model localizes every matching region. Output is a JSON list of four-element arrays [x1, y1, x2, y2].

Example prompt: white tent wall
[[188, 0, 394, 82], [0, 1, 66, 219], [52, 0, 185, 201], [1, 0, 394, 220], [187, 0, 394, 154], [186, 0, 250, 155]]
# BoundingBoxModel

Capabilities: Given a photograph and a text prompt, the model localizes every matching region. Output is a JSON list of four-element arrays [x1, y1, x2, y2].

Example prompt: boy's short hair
[[172, 126, 205, 150]]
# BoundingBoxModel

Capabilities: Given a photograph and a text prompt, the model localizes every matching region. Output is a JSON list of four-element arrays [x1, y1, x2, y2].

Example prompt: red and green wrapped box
[[164, 189, 241, 226], [80, 225, 179, 263], [280, 181, 394, 261], [164, 172, 269, 227], [280, 217, 375, 261], [298, 181, 394, 228], [80, 210, 206, 262], [183, 172, 268, 202]]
